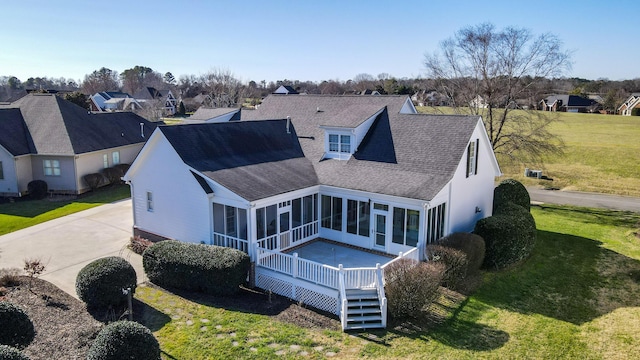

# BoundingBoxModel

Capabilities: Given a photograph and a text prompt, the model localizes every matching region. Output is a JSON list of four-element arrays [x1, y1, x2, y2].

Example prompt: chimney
[[286, 116, 291, 134], [140, 123, 145, 138]]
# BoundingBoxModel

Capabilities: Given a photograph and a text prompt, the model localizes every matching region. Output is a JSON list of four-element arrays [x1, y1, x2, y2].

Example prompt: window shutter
[[466, 143, 471, 178], [474, 139, 479, 175]]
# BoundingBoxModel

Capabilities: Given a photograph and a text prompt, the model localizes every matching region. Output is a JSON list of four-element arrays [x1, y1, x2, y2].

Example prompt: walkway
[[0, 199, 143, 298]]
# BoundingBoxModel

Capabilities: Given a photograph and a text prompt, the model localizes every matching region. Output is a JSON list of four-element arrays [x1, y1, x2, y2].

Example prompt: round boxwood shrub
[[0, 345, 30, 360], [0, 302, 35, 349], [27, 180, 48, 200], [143, 240, 250, 295], [436, 232, 486, 276], [86, 321, 160, 360], [426, 244, 468, 289], [493, 178, 530, 212], [475, 202, 536, 269], [75, 256, 137, 309]]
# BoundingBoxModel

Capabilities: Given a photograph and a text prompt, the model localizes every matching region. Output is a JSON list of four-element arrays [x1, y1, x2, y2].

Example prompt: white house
[[618, 93, 640, 116], [123, 94, 501, 330], [0, 94, 155, 196]]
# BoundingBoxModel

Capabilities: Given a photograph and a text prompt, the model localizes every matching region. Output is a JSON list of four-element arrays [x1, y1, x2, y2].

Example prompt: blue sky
[[1, 0, 637, 83]]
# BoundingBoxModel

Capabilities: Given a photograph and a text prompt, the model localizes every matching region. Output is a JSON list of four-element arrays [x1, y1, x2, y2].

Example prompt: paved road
[[527, 187, 640, 213], [0, 199, 143, 298]]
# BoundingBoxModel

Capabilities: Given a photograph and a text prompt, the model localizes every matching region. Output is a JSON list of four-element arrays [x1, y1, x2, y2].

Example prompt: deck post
[[292, 252, 298, 278]]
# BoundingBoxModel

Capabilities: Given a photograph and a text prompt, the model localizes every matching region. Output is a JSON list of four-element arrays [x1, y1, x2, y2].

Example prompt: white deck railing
[[380, 247, 420, 270], [212, 233, 249, 253], [257, 247, 340, 288], [257, 221, 319, 252]]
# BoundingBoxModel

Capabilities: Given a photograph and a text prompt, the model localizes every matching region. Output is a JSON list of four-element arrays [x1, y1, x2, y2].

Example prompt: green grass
[[417, 107, 640, 197], [0, 184, 131, 236], [137, 205, 640, 359]]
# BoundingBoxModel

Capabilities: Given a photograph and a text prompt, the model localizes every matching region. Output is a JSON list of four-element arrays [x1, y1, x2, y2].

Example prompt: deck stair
[[343, 288, 384, 330]]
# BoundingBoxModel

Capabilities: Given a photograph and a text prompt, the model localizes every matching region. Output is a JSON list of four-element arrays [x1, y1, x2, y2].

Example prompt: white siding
[[126, 132, 246, 244], [353, 109, 384, 151], [0, 147, 18, 195], [446, 119, 500, 233]]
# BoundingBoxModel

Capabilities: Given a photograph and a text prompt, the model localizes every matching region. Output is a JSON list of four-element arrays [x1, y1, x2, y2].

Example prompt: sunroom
[[210, 185, 447, 330]]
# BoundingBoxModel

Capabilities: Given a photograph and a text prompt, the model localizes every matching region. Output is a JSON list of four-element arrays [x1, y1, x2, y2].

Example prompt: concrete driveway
[[0, 199, 143, 298]]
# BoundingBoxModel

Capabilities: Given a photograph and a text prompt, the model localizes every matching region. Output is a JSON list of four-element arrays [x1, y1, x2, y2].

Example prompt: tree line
[[2, 69, 639, 113]]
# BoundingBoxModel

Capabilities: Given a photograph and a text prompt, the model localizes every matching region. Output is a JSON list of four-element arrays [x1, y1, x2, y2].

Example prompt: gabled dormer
[[320, 107, 386, 160]]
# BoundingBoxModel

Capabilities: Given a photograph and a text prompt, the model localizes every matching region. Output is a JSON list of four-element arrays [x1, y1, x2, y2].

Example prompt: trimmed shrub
[[129, 235, 153, 255], [143, 240, 250, 295], [86, 321, 160, 360], [437, 232, 486, 275], [101, 167, 122, 185], [75, 256, 137, 309], [493, 178, 530, 212], [475, 202, 536, 269], [0, 302, 35, 349], [113, 163, 130, 177], [27, 180, 47, 200], [83, 173, 104, 191], [426, 244, 468, 289], [0, 345, 30, 360], [384, 259, 444, 319]]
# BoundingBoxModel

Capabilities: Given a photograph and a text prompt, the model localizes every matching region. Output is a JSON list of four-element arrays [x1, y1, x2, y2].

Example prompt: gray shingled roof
[[0, 94, 155, 156], [0, 108, 34, 156], [242, 95, 480, 201], [189, 107, 240, 121], [160, 120, 318, 201]]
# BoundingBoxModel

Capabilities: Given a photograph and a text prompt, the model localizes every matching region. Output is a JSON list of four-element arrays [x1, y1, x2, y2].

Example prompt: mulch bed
[[1, 276, 103, 360], [1, 277, 340, 359]]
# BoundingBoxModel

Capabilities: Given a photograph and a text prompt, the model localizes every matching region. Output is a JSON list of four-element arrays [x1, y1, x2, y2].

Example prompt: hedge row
[[475, 201, 536, 269], [143, 241, 250, 295]]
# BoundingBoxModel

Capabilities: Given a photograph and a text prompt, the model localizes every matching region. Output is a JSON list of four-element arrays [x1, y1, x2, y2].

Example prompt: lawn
[[417, 107, 640, 197], [0, 184, 131, 236], [135, 205, 640, 359]]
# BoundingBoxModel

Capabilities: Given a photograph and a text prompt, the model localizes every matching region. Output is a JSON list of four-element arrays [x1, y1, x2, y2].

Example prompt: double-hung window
[[146, 191, 153, 211], [103, 154, 109, 168], [112, 151, 120, 165], [44, 160, 60, 176]]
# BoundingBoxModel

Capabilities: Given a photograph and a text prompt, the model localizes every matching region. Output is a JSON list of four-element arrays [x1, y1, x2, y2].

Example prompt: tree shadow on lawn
[[349, 289, 510, 352], [142, 283, 342, 330], [473, 229, 640, 325]]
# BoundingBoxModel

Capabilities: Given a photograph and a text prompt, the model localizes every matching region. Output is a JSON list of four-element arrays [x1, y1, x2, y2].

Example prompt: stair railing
[[374, 263, 387, 328]]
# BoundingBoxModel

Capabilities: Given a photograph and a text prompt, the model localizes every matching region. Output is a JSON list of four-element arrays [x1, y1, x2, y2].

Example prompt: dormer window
[[329, 134, 351, 153], [324, 131, 353, 160]]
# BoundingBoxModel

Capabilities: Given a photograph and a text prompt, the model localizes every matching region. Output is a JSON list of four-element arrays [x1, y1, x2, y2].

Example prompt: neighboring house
[[273, 85, 299, 94], [540, 94, 600, 112], [184, 107, 241, 123], [133, 87, 178, 115], [469, 95, 488, 109], [618, 93, 640, 116], [0, 94, 155, 196], [123, 94, 501, 330], [89, 91, 138, 112]]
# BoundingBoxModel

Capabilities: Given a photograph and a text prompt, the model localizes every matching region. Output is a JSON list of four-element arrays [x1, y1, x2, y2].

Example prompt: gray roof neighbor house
[[0, 93, 155, 195]]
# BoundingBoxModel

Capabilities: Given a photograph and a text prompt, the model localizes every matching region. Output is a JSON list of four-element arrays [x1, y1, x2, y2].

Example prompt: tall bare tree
[[425, 23, 571, 164], [81, 67, 120, 94], [200, 69, 247, 108]]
